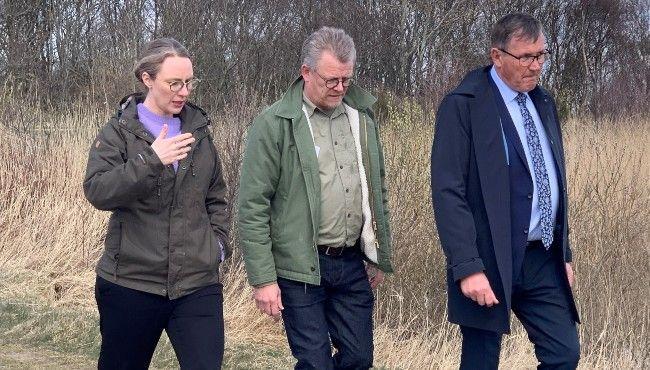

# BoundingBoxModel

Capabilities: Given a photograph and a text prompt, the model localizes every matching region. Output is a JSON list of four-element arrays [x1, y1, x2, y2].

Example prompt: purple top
[[137, 103, 182, 171]]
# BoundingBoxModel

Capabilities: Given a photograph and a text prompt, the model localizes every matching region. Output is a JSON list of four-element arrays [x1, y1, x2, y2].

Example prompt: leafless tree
[[0, 0, 647, 118]]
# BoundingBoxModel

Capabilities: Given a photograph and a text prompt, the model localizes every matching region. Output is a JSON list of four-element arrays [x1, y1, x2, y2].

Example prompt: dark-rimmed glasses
[[314, 70, 354, 89], [499, 49, 550, 66], [168, 78, 200, 93]]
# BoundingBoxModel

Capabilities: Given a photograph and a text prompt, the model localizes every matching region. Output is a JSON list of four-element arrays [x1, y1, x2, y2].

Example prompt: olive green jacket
[[238, 78, 393, 287], [84, 94, 229, 299]]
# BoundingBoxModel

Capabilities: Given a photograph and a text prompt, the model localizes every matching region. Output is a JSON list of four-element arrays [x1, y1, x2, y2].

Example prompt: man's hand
[[253, 283, 284, 321], [151, 124, 195, 165], [366, 264, 384, 289], [565, 263, 575, 288], [460, 271, 500, 307]]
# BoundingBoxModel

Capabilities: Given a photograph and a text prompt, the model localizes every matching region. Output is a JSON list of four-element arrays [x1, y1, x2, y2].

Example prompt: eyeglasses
[[314, 70, 354, 89], [499, 49, 551, 66], [167, 78, 200, 93]]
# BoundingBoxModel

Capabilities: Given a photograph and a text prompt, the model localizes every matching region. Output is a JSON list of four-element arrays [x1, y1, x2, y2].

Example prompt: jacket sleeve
[[83, 119, 165, 211], [431, 95, 485, 282], [205, 137, 231, 259], [237, 114, 281, 286]]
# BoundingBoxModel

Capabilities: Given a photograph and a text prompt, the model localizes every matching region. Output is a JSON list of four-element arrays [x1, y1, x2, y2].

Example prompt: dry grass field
[[0, 94, 648, 369]]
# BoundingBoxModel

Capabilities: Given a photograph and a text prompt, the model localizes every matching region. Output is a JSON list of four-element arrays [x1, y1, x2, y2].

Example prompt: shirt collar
[[490, 66, 526, 103], [302, 92, 317, 117], [302, 91, 345, 118]]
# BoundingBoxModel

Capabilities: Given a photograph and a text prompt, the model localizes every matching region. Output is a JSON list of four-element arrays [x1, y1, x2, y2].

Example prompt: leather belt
[[526, 240, 544, 248], [317, 245, 352, 257]]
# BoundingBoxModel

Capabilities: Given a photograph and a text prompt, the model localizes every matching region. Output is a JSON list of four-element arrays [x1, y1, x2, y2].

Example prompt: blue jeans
[[278, 247, 374, 370], [95, 276, 224, 370]]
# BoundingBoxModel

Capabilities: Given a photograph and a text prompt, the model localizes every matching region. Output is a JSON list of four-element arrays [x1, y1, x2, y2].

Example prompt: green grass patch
[[0, 300, 100, 357], [0, 299, 293, 368]]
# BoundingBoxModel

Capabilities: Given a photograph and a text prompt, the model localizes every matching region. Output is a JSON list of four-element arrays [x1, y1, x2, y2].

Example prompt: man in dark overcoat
[[431, 13, 580, 369]]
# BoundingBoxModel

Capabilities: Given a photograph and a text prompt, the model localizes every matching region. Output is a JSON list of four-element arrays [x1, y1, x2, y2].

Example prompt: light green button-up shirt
[[303, 93, 363, 248]]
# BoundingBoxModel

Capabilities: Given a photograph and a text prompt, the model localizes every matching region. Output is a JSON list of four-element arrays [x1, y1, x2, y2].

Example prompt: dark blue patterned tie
[[515, 93, 553, 249]]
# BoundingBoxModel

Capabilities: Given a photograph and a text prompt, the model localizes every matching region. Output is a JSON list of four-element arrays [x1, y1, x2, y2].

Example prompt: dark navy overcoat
[[430, 66, 579, 333]]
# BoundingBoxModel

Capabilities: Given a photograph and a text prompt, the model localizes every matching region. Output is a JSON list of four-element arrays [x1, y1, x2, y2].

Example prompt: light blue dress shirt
[[490, 67, 559, 241]]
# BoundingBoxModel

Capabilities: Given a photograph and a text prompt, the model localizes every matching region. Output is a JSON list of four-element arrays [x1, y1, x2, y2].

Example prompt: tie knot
[[515, 92, 527, 105]]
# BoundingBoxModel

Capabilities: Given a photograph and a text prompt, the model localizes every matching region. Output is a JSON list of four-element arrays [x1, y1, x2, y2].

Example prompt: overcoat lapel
[[470, 82, 513, 305], [503, 116, 532, 177]]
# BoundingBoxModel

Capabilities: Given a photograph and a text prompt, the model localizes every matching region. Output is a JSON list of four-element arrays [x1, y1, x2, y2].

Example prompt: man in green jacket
[[238, 27, 393, 369]]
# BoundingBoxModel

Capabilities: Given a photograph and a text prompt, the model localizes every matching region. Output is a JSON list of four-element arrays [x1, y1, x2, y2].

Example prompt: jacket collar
[[452, 65, 551, 101], [117, 93, 209, 134], [274, 76, 377, 119], [489, 66, 520, 103]]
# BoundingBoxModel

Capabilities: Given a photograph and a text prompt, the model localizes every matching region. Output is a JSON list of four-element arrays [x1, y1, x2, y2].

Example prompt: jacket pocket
[[210, 229, 221, 267], [114, 221, 124, 279], [102, 216, 123, 279]]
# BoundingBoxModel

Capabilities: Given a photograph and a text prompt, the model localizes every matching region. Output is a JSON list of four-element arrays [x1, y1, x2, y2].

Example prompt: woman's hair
[[133, 38, 190, 83]]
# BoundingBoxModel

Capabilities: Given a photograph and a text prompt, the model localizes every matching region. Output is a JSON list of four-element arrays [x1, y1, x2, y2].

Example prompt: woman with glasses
[[83, 38, 229, 369]]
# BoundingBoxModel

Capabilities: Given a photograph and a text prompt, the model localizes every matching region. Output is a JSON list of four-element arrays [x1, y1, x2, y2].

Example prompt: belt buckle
[[325, 246, 344, 256]]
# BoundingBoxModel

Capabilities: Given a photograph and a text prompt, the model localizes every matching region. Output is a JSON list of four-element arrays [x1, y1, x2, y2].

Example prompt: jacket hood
[[451, 66, 492, 97], [274, 77, 377, 119]]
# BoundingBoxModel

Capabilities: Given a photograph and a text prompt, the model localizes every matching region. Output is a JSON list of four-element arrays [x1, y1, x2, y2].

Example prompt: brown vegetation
[[0, 93, 647, 368]]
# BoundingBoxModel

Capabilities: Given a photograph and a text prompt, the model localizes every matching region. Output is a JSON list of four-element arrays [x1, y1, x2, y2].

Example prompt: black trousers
[[95, 276, 224, 370], [460, 244, 580, 370]]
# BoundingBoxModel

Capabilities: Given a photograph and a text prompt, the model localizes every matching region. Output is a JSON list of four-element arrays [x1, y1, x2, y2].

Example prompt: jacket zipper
[[292, 115, 319, 273], [362, 115, 380, 250]]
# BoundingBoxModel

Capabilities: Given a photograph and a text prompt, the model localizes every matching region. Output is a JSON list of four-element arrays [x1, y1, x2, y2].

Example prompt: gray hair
[[490, 13, 544, 49], [301, 27, 356, 69], [133, 38, 190, 83]]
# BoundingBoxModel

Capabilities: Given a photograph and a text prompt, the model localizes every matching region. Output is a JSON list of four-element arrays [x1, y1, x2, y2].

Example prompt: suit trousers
[[278, 247, 374, 370], [95, 276, 224, 370], [460, 243, 580, 370]]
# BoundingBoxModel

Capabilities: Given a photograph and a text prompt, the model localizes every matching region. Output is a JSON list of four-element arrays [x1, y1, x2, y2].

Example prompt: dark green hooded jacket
[[84, 94, 229, 299]]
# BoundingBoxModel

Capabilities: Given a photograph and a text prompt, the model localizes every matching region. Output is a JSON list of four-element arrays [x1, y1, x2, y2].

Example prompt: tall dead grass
[[0, 95, 647, 369]]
